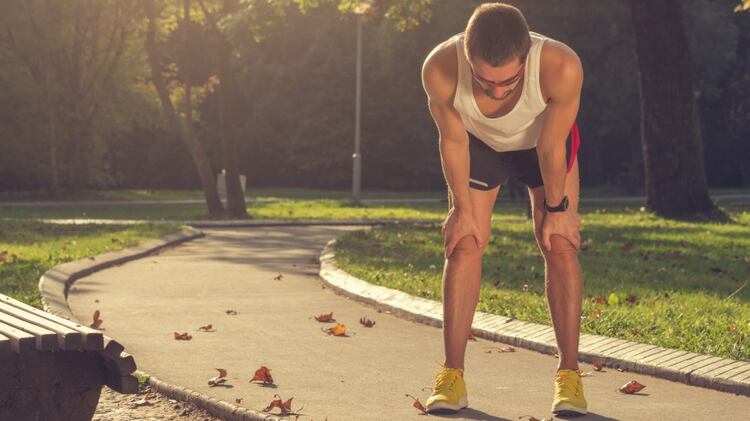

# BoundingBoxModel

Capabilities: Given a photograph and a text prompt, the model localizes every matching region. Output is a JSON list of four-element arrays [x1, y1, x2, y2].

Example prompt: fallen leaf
[[630, 328, 639, 336], [263, 394, 293, 415], [324, 323, 347, 336], [622, 240, 635, 251], [710, 267, 724, 274], [225, 310, 238, 315], [174, 332, 192, 340], [619, 380, 646, 394], [235, 398, 242, 404], [592, 295, 608, 305], [593, 363, 604, 371], [608, 292, 620, 306], [198, 324, 215, 332], [405, 394, 427, 414], [359, 316, 376, 327], [274, 274, 283, 281], [314, 312, 335, 323], [626, 295, 638, 304], [208, 368, 227, 386], [90, 310, 103, 329], [250, 366, 274, 384]]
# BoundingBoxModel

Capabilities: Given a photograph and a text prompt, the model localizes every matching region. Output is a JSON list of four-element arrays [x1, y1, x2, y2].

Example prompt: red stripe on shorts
[[566, 121, 580, 174]]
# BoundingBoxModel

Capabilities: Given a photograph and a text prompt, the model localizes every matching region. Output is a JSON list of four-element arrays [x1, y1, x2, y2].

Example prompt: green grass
[[0, 220, 181, 309], [333, 208, 750, 361], [1, 186, 747, 203]]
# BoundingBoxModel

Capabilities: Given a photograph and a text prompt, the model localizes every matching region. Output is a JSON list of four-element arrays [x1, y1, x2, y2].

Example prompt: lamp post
[[352, 1, 373, 204]]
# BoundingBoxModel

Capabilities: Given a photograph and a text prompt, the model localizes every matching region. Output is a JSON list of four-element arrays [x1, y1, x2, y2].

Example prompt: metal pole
[[352, 14, 363, 204]]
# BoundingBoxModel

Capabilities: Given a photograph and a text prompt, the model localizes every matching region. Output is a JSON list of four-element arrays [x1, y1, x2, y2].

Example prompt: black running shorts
[[468, 131, 544, 191]]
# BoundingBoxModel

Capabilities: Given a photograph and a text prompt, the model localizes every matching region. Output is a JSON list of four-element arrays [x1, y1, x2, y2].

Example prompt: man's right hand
[[441, 208, 484, 259]]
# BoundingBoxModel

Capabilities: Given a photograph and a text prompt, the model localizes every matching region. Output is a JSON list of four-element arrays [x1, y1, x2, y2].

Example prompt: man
[[420, 2, 586, 416]]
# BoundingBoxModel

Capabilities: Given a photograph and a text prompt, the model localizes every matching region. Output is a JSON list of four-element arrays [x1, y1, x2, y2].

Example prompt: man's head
[[464, 3, 531, 100]]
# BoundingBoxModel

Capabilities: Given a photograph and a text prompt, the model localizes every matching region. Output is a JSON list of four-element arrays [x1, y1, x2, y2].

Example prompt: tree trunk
[[144, 0, 224, 217], [217, 0, 249, 218], [629, 0, 717, 217]]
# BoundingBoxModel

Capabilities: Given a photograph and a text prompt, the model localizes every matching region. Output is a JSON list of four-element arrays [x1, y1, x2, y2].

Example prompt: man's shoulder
[[539, 39, 583, 103], [421, 36, 460, 103]]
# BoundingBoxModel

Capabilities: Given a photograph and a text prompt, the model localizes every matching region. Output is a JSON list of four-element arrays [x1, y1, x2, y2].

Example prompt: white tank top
[[452, 31, 549, 152]]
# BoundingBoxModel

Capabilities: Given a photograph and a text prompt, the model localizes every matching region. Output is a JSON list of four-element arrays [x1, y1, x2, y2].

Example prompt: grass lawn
[[334, 206, 750, 361], [0, 220, 181, 310]]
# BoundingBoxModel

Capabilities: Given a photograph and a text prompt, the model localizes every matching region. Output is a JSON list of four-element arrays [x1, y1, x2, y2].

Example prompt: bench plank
[[0, 320, 37, 354], [0, 301, 83, 350], [0, 293, 103, 350], [0, 311, 58, 351]]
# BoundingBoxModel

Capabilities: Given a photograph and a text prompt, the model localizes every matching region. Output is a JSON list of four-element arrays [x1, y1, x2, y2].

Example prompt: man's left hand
[[541, 210, 581, 252]]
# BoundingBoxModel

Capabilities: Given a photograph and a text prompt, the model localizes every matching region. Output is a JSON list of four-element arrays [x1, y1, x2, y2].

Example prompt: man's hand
[[441, 208, 483, 259], [541, 210, 581, 252]]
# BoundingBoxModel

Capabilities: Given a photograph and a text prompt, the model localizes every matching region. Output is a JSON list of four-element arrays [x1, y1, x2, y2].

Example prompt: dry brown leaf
[[592, 295, 608, 305], [405, 394, 427, 414], [90, 310, 103, 329], [263, 394, 294, 415], [619, 380, 646, 394], [360, 316, 376, 327], [174, 332, 192, 340], [225, 309, 238, 315], [622, 240, 635, 251], [314, 312, 335, 323], [208, 368, 227, 386], [274, 273, 283, 281], [250, 366, 274, 384], [198, 324, 215, 332]]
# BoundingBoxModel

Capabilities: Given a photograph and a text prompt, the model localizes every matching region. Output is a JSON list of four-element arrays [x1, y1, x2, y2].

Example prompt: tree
[[143, 0, 225, 217], [629, 0, 719, 218], [198, 0, 249, 218], [2, 0, 138, 192]]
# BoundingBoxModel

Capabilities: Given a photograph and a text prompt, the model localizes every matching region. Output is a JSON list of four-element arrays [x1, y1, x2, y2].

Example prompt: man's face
[[469, 57, 525, 101]]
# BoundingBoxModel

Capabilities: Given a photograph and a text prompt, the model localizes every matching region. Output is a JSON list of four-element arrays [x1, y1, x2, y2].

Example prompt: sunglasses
[[469, 62, 525, 89]]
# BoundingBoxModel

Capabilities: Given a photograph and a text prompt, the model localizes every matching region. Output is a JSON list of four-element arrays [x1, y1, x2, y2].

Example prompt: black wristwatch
[[543, 196, 569, 212]]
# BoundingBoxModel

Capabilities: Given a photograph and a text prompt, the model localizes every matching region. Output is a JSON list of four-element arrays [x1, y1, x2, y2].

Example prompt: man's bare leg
[[528, 160, 583, 371], [442, 185, 500, 369]]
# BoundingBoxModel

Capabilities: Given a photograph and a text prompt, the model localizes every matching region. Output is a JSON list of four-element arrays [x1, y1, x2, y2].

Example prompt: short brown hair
[[464, 3, 531, 66]]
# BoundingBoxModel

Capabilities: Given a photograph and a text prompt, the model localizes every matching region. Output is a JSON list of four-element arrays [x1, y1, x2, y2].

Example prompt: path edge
[[37, 225, 284, 421], [318, 230, 750, 398]]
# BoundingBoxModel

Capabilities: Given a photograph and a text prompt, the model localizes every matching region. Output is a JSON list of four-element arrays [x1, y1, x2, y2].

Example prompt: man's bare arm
[[421, 51, 473, 213], [536, 45, 584, 207]]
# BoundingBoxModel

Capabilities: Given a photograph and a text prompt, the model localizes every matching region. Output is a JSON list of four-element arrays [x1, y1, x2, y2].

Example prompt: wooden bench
[[0, 293, 139, 421]]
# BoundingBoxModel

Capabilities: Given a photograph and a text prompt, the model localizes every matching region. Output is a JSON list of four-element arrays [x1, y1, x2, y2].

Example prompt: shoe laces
[[555, 370, 581, 396], [434, 367, 462, 393]]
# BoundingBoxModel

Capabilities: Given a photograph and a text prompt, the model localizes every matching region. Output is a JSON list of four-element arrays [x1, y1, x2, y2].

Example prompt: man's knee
[[537, 233, 578, 258], [449, 234, 488, 259]]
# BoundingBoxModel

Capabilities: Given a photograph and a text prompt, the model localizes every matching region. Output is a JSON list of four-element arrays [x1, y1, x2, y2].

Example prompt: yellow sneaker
[[424, 364, 469, 413], [552, 368, 588, 416]]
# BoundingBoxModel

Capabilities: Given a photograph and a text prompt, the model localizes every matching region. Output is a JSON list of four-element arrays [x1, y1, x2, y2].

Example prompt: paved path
[[67, 226, 749, 420]]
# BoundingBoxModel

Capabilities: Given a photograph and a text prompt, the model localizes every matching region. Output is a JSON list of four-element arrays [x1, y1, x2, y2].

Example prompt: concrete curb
[[37, 226, 283, 421], [318, 230, 750, 398]]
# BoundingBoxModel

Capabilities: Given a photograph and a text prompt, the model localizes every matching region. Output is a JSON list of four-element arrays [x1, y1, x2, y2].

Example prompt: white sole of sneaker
[[426, 397, 468, 413], [552, 402, 587, 416]]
